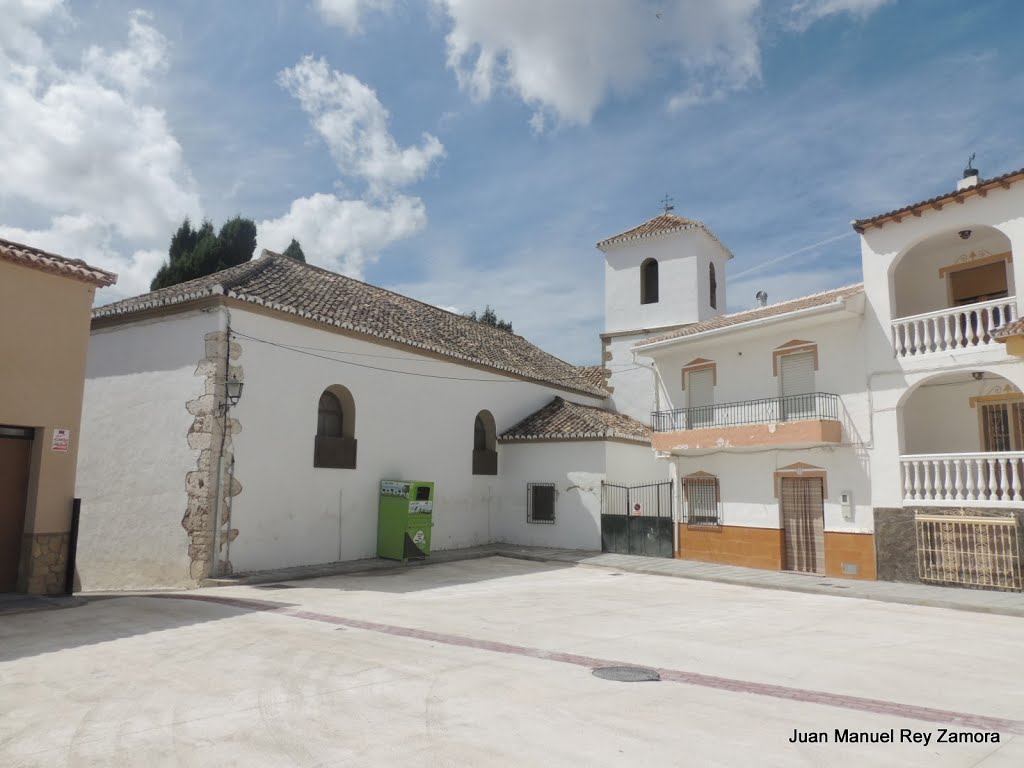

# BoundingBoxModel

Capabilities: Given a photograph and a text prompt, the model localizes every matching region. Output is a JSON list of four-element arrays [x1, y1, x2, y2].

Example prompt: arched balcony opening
[[890, 226, 1016, 358], [899, 371, 1024, 505]]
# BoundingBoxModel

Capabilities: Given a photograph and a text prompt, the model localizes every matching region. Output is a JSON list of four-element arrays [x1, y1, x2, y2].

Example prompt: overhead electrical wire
[[230, 330, 641, 384]]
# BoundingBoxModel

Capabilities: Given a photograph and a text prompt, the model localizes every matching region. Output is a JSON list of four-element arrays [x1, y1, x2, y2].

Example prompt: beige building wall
[[0, 259, 100, 593]]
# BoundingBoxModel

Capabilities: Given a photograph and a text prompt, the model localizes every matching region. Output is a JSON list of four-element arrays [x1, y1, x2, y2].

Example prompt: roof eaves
[[852, 167, 1024, 234], [635, 296, 855, 352]]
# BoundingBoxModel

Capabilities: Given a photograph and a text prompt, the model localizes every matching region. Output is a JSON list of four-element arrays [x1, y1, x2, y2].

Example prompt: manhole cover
[[253, 583, 297, 590], [592, 666, 660, 682]]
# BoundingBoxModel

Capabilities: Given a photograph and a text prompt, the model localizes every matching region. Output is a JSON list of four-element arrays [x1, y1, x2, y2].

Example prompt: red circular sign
[[634, 503, 641, 512]]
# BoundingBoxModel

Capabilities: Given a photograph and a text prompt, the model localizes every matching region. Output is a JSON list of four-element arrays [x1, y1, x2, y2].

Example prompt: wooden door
[[781, 477, 824, 574], [0, 436, 32, 591]]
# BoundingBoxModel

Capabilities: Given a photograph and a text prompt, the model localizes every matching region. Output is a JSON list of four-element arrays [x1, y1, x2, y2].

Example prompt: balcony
[[651, 393, 842, 453], [891, 297, 1017, 359], [901, 453, 1024, 507]]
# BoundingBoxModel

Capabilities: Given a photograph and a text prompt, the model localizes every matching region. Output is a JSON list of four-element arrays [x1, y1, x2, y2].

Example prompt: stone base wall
[[873, 507, 918, 583], [18, 532, 69, 595]]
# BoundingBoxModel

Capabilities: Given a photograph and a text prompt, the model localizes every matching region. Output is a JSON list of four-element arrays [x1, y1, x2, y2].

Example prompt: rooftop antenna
[[660, 194, 674, 213]]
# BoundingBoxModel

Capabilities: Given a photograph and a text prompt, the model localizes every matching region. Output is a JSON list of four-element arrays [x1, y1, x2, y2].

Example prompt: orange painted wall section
[[653, 419, 842, 452], [677, 525, 783, 570], [823, 532, 877, 580], [678, 525, 877, 580]]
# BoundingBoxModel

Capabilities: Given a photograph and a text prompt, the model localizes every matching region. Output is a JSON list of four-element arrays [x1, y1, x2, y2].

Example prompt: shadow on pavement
[[0, 592, 297, 663]]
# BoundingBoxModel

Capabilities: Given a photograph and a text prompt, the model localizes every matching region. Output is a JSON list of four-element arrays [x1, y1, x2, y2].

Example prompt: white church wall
[[226, 307, 606, 573], [494, 441, 606, 550], [76, 309, 218, 590]]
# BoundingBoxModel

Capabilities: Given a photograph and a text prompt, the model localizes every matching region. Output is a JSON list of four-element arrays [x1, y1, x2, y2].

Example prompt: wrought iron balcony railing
[[651, 392, 841, 433]]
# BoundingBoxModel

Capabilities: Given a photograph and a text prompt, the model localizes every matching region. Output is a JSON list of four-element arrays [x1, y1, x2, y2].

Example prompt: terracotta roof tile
[[93, 251, 607, 397], [635, 283, 864, 348], [0, 237, 117, 287], [499, 397, 650, 443], [575, 364, 608, 391], [597, 212, 734, 258], [993, 317, 1024, 340], [852, 167, 1024, 233]]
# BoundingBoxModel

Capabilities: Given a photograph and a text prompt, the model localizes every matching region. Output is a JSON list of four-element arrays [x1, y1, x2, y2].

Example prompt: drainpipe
[[630, 351, 665, 415], [210, 305, 231, 579]]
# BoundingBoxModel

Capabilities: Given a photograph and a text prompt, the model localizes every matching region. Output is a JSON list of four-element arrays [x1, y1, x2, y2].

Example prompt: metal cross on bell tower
[[660, 194, 675, 213]]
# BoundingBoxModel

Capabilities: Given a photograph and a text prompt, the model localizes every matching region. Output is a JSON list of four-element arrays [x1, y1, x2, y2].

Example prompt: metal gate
[[601, 481, 673, 558], [916, 512, 1022, 591]]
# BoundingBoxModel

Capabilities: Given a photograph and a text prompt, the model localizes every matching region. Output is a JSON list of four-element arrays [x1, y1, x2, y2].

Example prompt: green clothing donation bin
[[377, 480, 434, 561]]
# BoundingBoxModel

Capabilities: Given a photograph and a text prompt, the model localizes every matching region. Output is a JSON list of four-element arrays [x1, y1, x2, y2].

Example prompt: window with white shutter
[[687, 368, 714, 427], [780, 351, 816, 419]]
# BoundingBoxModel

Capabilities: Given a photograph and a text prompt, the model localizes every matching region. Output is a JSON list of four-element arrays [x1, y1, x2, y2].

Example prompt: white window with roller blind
[[779, 351, 815, 420], [687, 368, 715, 428]]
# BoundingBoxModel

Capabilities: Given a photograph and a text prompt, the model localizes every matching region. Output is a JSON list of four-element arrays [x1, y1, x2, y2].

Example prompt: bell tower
[[596, 207, 732, 421]]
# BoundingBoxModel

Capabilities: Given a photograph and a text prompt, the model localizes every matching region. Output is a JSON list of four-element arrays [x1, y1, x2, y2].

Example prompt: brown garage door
[[0, 432, 33, 592], [781, 477, 825, 574]]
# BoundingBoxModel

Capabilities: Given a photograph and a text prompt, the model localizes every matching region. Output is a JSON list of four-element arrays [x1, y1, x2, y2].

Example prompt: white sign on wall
[[51, 428, 71, 452]]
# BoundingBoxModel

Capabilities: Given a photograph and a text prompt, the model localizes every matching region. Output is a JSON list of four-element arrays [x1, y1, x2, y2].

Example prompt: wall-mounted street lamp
[[225, 376, 244, 407]]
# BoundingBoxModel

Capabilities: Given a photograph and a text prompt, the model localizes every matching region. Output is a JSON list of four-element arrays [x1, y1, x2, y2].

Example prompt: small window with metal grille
[[527, 483, 556, 524], [685, 477, 721, 526]]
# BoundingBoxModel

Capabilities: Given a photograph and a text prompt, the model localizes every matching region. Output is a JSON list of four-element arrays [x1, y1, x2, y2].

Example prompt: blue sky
[[1, 0, 1022, 364]]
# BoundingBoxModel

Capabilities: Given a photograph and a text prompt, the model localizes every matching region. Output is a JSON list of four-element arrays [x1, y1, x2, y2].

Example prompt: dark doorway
[[0, 430, 33, 591]]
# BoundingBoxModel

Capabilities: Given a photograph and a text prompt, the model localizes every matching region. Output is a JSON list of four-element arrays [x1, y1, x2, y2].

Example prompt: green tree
[[283, 238, 306, 262], [463, 305, 513, 332], [151, 216, 258, 290]]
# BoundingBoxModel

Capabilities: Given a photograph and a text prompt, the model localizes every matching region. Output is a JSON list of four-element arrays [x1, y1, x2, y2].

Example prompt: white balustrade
[[901, 453, 1024, 505], [891, 297, 1017, 358]]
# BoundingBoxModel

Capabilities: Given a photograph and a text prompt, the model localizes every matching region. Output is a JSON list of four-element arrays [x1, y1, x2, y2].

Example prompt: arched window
[[314, 385, 357, 468], [472, 410, 497, 475], [318, 391, 343, 437], [640, 258, 659, 304], [709, 263, 717, 309]]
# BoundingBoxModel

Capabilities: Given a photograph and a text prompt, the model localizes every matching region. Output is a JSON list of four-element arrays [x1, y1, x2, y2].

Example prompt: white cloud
[[0, 6, 200, 245], [788, 0, 892, 30], [0, 214, 166, 301], [313, 0, 392, 34], [437, 0, 762, 126], [257, 192, 427, 279], [279, 55, 444, 194], [82, 10, 168, 93]]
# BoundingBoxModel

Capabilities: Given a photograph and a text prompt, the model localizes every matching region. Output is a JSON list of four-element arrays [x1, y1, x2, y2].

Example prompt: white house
[[75, 161, 1024, 592]]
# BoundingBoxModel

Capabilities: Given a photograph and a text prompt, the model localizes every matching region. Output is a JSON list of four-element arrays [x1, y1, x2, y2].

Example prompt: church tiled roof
[[499, 397, 650, 443], [0, 237, 117, 287], [93, 251, 607, 397]]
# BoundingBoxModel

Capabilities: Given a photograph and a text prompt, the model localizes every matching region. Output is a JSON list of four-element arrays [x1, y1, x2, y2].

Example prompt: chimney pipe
[[755, 291, 768, 308], [958, 155, 980, 191]]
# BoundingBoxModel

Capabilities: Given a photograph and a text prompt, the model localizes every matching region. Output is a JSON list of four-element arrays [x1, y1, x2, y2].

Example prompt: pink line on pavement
[[152, 593, 1024, 735]]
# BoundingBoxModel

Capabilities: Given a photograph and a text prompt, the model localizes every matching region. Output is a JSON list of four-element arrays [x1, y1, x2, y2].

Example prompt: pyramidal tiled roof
[[635, 283, 865, 348], [0, 237, 117, 287], [499, 397, 650, 444], [93, 251, 607, 397], [597, 212, 734, 258]]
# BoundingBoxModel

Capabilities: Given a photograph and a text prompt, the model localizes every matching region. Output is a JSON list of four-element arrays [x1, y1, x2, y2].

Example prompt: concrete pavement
[[3, 556, 1022, 766], [204, 543, 1024, 618]]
